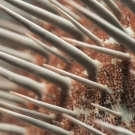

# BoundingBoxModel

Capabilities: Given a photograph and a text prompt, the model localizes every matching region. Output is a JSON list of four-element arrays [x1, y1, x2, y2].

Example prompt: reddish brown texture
[[1, 0, 135, 135]]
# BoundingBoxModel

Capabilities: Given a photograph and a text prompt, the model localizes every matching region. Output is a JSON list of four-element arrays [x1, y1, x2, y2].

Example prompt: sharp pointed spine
[[95, 120, 135, 135], [0, 18, 30, 35], [53, 5, 103, 46], [0, 52, 70, 90], [63, 2, 135, 55], [103, 0, 122, 18], [0, 107, 70, 135], [50, 0, 80, 20], [0, 91, 26, 105], [0, 67, 45, 98], [62, 37, 131, 60], [0, 123, 26, 135], [0, 101, 54, 122], [63, 114, 105, 135], [26, 34, 71, 64], [91, 103, 122, 119], [33, 0, 59, 15], [4, 0, 83, 39], [0, 5, 99, 77], [80, 0, 126, 32], [43, 64, 109, 93], [10, 92, 77, 118], [0, 45, 35, 63], [0, 28, 50, 58]]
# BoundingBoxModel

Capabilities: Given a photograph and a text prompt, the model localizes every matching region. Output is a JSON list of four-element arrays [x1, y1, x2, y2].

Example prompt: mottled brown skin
[[1, 1, 135, 135]]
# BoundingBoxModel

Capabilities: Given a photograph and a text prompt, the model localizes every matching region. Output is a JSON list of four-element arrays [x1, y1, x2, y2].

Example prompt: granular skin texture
[[1, 0, 135, 135]]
